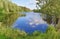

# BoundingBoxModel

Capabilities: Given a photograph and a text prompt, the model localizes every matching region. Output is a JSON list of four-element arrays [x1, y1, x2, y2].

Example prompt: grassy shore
[[0, 25, 60, 39]]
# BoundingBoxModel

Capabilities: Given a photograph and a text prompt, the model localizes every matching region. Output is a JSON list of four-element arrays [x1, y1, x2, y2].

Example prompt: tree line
[[33, 0, 60, 29]]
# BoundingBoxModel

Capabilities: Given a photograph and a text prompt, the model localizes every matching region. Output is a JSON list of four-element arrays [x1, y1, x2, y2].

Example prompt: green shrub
[[0, 26, 27, 39]]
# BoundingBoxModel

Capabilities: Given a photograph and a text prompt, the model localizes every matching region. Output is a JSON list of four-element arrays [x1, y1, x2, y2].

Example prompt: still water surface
[[13, 12, 48, 34]]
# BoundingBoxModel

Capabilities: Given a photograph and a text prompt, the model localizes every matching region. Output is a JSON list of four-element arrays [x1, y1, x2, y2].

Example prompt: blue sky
[[11, 0, 36, 10]]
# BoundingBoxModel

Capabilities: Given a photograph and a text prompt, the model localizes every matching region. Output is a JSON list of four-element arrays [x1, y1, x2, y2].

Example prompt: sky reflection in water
[[13, 12, 48, 34]]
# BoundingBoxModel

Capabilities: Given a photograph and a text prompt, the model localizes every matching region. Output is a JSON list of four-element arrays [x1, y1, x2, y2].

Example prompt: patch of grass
[[0, 26, 27, 39], [0, 25, 60, 39]]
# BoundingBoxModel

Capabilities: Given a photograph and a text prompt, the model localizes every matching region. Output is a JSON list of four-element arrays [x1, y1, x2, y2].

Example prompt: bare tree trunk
[[51, 16, 56, 26], [56, 17, 60, 29]]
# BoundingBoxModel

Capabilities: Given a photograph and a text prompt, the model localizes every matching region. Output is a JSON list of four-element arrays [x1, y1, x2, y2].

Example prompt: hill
[[0, 0, 31, 26]]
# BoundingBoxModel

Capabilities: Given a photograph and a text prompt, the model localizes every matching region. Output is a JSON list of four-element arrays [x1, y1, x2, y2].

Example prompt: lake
[[13, 12, 48, 34]]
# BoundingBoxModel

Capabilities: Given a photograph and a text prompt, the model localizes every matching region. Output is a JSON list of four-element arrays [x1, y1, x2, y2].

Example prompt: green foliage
[[0, 8, 5, 22], [33, 9, 41, 13], [0, 0, 31, 13], [0, 0, 31, 26], [41, 0, 60, 17], [0, 26, 27, 39], [36, 0, 60, 16], [37, 0, 60, 17], [0, 25, 60, 39], [35, 0, 60, 25]]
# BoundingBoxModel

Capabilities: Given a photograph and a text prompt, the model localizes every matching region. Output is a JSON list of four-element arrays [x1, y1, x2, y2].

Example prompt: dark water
[[13, 12, 48, 34]]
